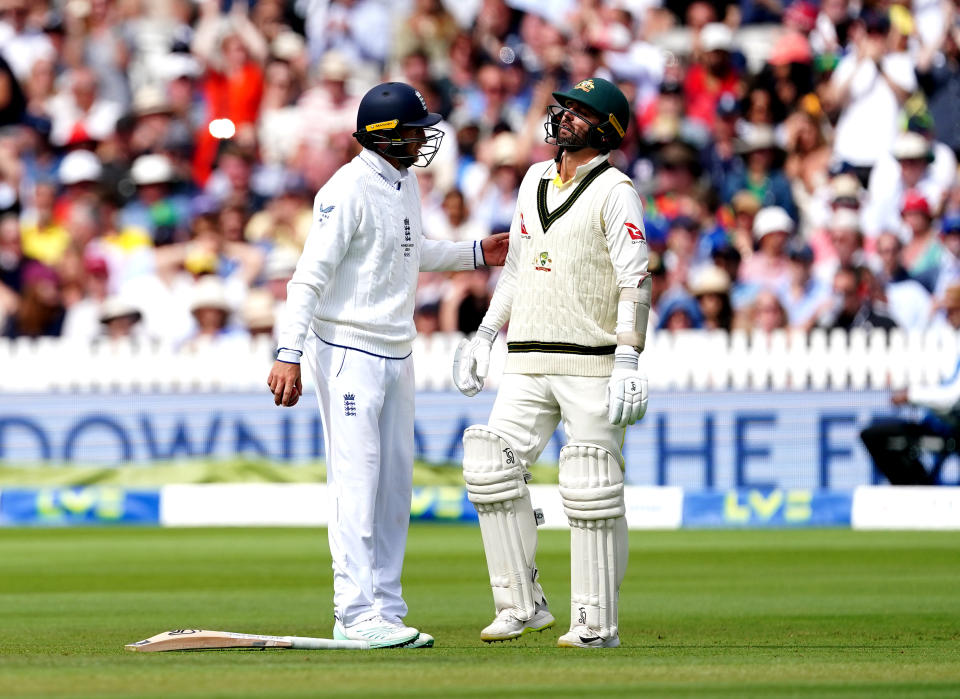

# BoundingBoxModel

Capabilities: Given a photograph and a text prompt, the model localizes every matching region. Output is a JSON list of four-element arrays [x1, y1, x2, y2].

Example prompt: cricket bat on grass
[[125, 629, 369, 652]]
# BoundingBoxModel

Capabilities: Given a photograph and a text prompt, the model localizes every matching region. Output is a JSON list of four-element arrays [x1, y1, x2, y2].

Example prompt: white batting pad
[[559, 443, 628, 640], [463, 426, 542, 620]]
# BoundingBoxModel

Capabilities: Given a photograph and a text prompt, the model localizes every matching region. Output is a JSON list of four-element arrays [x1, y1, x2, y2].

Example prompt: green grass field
[[1, 527, 959, 698]]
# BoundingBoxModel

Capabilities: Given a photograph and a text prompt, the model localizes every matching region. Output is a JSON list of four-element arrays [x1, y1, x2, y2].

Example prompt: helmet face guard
[[543, 103, 625, 153], [355, 125, 444, 168]]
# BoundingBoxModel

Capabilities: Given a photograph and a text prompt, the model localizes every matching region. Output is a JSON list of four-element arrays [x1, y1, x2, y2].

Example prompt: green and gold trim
[[536, 161, 611, 232], [508, 341, 616, 355]]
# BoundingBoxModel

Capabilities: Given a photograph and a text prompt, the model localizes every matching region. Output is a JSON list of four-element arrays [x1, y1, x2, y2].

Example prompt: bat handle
[[285, 636, 370, 650]]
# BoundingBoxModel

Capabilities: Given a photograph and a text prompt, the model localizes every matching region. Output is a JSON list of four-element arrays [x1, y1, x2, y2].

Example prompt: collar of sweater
[[359, 149, 409, 189], [543, 152, 610, 189]]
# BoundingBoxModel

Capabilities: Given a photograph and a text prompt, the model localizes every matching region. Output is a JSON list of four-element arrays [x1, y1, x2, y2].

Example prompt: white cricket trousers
[[304, 335, 415, 627], [487, 373, 624, 466]]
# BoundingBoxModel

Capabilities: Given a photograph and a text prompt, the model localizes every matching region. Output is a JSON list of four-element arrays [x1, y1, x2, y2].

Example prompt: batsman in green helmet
[[453, 77, 652, 648]]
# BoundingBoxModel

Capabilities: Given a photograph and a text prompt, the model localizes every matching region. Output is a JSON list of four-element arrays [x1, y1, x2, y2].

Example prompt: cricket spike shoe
[[402, 632, 435, 648], [480, 601, 555, 643], [556, 625, 620, 649], [333, 616, 419, 649]]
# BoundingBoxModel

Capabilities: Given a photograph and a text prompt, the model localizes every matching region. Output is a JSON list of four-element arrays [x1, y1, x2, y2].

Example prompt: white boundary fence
[[0, 328, 956, 393]]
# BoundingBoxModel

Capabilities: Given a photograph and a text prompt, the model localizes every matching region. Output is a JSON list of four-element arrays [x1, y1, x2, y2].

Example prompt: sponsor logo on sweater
[[402, 217, 414, 258], [624, 222, 645, 243], [318, 204, 336, 223], [520, 213, 530, 238], [534, 251, 552, 272]]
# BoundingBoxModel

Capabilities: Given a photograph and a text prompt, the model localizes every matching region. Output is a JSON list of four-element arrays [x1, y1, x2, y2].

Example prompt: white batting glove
[[607, 347, 648, 427], [452, 326, 495, 397]]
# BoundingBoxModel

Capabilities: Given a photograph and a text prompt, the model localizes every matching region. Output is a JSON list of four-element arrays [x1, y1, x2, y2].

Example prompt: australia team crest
[[534, 251, 552, 272]]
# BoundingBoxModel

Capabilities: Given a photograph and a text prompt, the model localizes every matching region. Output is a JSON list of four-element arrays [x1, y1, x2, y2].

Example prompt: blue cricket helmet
[[353, 82, 443, 167]]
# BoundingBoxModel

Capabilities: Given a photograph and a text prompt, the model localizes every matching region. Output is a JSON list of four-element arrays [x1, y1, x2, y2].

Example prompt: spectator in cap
[[780, 240, 831, 330], [1, 260, 64, 338], [739, 206, 794, 291], [938, 213, 960, 261], [860, 283, 960, 485], [702, 93, 741, 190], [657, 293, 704, 331], [826, 9, 917, 184], [685, 22, 741, 129], [98, 295, 144, 341], [872, 232, 933, 331], [817, 263, 897, 331], [723, 125, 796, 219], [120, 154, 191, 245], [901, 190, 944, 292], [690, 264, 733, 331]]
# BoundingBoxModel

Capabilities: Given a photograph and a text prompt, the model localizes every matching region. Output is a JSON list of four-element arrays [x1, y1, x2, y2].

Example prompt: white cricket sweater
[[276, 150, 482, 360], [480, 154, 648, 376]]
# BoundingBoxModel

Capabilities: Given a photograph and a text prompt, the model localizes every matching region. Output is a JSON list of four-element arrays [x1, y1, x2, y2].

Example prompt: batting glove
[[453, 326, 495, 397], [607, 347, 648, 427]]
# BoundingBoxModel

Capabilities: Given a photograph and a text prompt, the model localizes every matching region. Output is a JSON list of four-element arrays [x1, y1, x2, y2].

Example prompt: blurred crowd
[[0, 0, 959, 349]]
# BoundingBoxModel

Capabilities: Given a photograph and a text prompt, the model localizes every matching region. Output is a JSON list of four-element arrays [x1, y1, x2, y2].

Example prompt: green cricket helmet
[[546, 78, 631, 152]]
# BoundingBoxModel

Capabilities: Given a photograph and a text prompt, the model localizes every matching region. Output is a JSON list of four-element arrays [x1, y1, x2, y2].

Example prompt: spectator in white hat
[[814, 207, 868, 283], [120, 154, 190, 245], [55, 150, 102, 228], [181, 275, 243, 349], [864, 131, 947, 237], [685, 22, 740, 129], [98, 295, 144, 341], [739, 206, 795, 291]]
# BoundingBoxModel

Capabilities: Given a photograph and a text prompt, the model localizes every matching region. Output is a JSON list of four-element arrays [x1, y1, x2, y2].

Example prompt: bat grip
[[286, 636, 370, 650]]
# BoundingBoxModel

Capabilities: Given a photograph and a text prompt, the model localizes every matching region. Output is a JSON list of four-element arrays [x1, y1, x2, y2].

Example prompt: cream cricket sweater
[[480, 154, 649, 376], [276, 150, 483, 360]]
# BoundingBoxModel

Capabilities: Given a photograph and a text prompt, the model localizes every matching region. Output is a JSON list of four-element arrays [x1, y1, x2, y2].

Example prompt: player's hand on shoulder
[[606, 352, 648, 427], [268, 360, 303, 407], [480, 232, 509, 267]]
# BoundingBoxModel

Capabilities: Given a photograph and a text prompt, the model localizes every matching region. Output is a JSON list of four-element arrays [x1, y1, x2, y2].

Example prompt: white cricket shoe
[[480, 603, 555, 642], [402, 632, 434, 648], [557, 625, 620, 648], [333, 616, 419, 649]]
